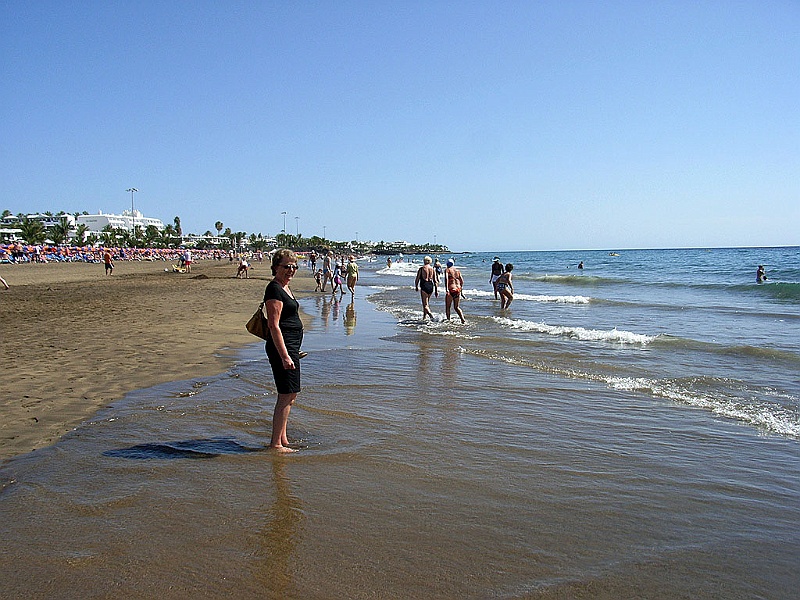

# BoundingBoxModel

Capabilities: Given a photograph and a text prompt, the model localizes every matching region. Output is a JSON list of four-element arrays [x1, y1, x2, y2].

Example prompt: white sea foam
[[463, 289, 591, 304], [605, 377, 800, 437], [493, 316, 656, 344], [517, 293, 591, 304], [376, 262, 419, 277]]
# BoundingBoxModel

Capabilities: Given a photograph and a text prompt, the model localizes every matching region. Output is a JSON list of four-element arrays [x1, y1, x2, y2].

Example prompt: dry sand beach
[[0, 258, 312, 462]]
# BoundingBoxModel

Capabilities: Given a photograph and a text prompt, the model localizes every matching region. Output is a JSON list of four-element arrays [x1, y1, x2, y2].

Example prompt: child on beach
[[314, 269, 323, 291], [496, 263, 514, 309], [331, 259, 344, 296]]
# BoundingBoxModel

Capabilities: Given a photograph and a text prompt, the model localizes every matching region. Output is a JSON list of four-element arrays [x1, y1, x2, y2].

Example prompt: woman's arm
[[265, 298, 295, 370]]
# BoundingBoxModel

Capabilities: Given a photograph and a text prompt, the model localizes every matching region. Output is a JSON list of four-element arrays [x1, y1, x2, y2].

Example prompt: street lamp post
[[295, 216, 299, 237], [126, 188, 138, 234], [323, 225, 326, 241], [125, 188, 139, 243]]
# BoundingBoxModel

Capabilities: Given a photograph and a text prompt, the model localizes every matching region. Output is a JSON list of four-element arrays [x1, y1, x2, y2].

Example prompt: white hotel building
[[77, 210, 165, 234]]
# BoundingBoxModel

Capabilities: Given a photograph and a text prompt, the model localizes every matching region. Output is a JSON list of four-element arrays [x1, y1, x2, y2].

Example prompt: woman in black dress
[[264, 249, 303, 452]]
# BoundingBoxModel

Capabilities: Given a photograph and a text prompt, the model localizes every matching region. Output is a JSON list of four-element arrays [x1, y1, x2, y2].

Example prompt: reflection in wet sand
[[253, 458, 304, 596], [344, 300, 357, 335]]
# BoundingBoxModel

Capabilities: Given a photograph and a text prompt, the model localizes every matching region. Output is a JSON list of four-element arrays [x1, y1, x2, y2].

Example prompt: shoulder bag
[[245, 302, 269, 340]]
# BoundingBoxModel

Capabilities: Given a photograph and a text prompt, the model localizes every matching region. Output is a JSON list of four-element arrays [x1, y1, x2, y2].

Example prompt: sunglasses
[[280, 264, 298, 270]]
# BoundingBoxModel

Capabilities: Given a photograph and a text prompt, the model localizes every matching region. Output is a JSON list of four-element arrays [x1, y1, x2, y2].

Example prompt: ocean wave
[[492, 316, 656, 344], [652, 336, 800, 364], [367, 285, 404, 291], [604, 376, 800, 438], [523, 274, 627, 286], [756, 282, 800, 303], [460, 346, 800, 439], [376, 263, 419, 277], [464, 288, 592, 304]]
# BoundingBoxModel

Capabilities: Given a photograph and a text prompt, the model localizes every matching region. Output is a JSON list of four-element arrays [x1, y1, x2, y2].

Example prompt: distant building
[[181, 233, 228, 247], [0, 213, 76, 229], [0, 228, 21, 242], [0, 213, 76, 243], [77, 210, 165, 234]]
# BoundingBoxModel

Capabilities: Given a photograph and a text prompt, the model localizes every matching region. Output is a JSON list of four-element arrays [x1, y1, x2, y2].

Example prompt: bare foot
[[269, 445, 297, 453]]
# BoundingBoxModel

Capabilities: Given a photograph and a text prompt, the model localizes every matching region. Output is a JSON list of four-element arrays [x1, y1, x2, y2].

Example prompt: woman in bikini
[[444, 259, 466, 323], [495, 263, 514, 309], [414, 256, 438, 320]]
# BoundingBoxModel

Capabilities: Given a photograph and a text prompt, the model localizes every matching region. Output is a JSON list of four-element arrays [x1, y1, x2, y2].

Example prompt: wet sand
[[0, 259, 313, 461]]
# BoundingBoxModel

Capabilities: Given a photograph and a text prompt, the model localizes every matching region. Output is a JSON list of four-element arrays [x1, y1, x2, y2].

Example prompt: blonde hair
[[423, 256, 432, 264], [271, 249, 297, 275]]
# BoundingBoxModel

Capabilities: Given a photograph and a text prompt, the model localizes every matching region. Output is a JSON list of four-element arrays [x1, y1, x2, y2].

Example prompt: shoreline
[[0, 259, 314, 462]]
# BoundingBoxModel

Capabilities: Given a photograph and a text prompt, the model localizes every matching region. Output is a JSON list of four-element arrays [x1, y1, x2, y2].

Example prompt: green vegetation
[[1, 208, 449, 254]]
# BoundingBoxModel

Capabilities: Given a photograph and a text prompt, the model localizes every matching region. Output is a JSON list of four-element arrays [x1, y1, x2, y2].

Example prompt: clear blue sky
[[2, 1, 798, 251]]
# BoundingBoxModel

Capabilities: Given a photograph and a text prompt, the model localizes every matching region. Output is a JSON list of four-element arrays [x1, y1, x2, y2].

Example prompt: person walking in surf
[[414, 256, 438, 320], [444, 259, 466, 323], [495, 263, 514, 309]]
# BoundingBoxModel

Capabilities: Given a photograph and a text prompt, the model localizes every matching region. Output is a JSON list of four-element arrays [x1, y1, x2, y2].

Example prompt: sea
[[1, 247, 799, 599]]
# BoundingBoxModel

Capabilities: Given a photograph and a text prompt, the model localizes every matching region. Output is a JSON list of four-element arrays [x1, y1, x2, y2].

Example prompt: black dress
[[263, 280, 303, 394]]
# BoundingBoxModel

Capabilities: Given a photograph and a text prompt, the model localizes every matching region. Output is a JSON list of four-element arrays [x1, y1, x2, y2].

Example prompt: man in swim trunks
[[103, 249, 114, 275], [445, 258, 466, 323], [414, 255, 438, 320]]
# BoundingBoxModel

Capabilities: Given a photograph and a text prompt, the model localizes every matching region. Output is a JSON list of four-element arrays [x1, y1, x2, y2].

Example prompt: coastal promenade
[[0, 257, 313, 461]]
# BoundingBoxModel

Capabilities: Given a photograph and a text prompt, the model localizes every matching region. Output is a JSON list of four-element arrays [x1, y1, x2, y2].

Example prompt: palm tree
[[144, 225, 160, 246], [215, 221, 223, 236], [100, 224, 115, 247], [19, 217, 46, 244], [162, 224, 177, 247], [49, 217, 72, 245], [173, 216, 182, 236], [130, 225, 143, 247], [73, 223, 89, 245]]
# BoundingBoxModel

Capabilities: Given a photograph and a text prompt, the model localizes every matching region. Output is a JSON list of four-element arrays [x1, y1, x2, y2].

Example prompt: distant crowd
[[0, 243, 240, 265]]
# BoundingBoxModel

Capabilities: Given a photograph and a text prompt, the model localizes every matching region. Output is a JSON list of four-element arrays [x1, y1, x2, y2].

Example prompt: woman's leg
[[453, 295, 466, 323], [270, 392, 297, 451], [421, 291, 433, 319], [501, 289, 513, 309]]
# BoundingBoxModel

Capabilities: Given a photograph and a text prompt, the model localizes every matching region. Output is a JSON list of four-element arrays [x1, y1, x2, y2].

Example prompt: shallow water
[[1, 248, 799, 599]]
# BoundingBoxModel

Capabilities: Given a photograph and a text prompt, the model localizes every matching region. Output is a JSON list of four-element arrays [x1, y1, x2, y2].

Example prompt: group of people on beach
[[412, 255, 518, 323], [314, 250, 359, 297], [260, 251, 515, 453], [414, 255, 466, 323], [489, 256, 515, 309], [0, 243, 240, 265]]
